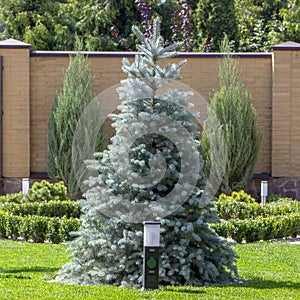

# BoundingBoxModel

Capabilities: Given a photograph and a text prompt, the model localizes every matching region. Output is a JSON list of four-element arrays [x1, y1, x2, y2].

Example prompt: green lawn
[[0, 239, 299, 299]]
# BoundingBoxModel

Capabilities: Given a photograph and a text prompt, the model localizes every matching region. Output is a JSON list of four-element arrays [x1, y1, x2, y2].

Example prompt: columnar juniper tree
[[202, 36, 261, 195], [47, 38, 104, 198], [57, 18, 238, 287]]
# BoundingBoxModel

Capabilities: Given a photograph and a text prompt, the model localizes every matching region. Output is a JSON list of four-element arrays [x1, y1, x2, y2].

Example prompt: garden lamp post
[[22, 178, 30, 194], [261, 181, 268, 207], [143, 221, 160, 290]]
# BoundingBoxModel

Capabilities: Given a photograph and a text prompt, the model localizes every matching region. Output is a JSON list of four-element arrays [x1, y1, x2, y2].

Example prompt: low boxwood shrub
[[219, 190, 256, 203], [19, 216, 32, 241], [0, 213, 81, 243], [216, 190, 300, 220], [25, 180, 68, 202], [0, 192, 24, 204], [59, 216, 81, 241], [48, 217, 62, 244], [216, 191, 262, 220], [1, 202, 39, 216], [0, 180, 68, 204], [0, 211, 7, 237], [38, 201, 81, 218], [29, 215, 49, 243], [213, 190, 300, 242], [212, 213, 300, 243], [216, 200, 262, 220], [262, 200, 300, 217], [6, 215, 22, 239], [0, 200, 81, 218]]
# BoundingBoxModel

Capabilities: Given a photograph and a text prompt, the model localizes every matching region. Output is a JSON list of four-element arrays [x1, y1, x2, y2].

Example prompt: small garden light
[[22, 178, 30, 194], [261, 181, 268, 207], [143, 221, 160, 290]]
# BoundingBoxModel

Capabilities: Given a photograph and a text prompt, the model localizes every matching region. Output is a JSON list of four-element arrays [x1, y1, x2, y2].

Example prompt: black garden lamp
[[143, 221, 160, 290]]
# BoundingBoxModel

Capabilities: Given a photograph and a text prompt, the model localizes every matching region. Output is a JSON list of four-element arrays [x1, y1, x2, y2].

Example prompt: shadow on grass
[[235, 277, 300, 290], [164, 287, 206, 295], [0, 266, 59, 280], [164, 277, 300, 294], [0, 266, 59, 274]]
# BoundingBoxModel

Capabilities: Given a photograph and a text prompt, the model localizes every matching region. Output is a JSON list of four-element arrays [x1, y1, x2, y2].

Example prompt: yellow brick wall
[[30, 53, 272, 174], [30, 55, 126, 171], [180, 56, 272, 174], [272, 49, 300, 176], [0, 43, 30, 177], [2, 43, 299, 178], [30, 56, 69, 172]]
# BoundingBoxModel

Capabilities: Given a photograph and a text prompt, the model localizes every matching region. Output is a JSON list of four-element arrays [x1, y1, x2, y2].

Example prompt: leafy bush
[[29, 216, 49, 243], [0, 192, 24, 204], [212, 214, 300, 243], [0, 180, 68, 204], [59, 216, 81, 241], [0, 212, 81, 243], [216, 190, 300, 220], [216, 191, 262, 220], [0, 211, 7, 237], [6, 215, 21, 239], [0, 200, 81, 218], [219, 190, 257, 203], [266, 194, 282, 202], [1, 202, 39, 216], [0, 182, 80, 243], [25, 180, 67, 202], [262, 200, 300, 217], [213, 190, 300, 242], [48, 217, 62, 244]]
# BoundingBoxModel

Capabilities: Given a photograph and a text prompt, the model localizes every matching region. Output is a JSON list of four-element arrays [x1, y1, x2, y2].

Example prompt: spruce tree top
[[84, 18, 202, 223]]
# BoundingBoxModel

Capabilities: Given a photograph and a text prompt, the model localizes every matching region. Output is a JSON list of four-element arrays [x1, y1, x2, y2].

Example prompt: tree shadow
[[163, 277, 300, 294], [0, 266, 59, 274], [0, 273, 31, 280], [233, 277, 300, 290], [163, 286, 206, 295]]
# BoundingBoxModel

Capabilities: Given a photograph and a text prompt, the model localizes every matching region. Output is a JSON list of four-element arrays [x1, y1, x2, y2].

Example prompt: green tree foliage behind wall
[[0, 0, 299, 51], [0, 0, 73, 50], [0, 0, 180, 51], [193, 0, 239, 51], [279, 0, 300, 43], [235, 0, 300, 51]]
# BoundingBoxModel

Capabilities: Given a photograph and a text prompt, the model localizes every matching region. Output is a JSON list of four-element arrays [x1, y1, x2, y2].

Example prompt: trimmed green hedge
[[213, 191, 300, 243], [0, 212, 81, 243], [211, 213, 300, 243], [1, 187, 299, 244], [0, 200, 81, 218], [216, 191, 300, 220]]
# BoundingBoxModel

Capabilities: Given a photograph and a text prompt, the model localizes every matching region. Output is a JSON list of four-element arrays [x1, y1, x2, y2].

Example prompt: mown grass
[[0, 239, 299, 299]]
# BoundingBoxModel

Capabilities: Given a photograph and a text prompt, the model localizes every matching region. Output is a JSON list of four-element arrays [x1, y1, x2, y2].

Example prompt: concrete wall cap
[[31, 50, 271, 59], [0, 38, 31, 48], [270, 41, 300, 51]]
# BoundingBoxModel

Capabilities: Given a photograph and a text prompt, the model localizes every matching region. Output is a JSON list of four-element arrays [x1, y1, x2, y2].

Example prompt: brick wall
[[272, 43, 300, 176], [0, 39, 30, 178], [29, 52, 272, 174], [0, 39, 299, 197]]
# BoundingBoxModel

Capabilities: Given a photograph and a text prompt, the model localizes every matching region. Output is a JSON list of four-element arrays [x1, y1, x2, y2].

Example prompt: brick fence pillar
[[271, 41, 300, 177], [0, 39, 31, 179]]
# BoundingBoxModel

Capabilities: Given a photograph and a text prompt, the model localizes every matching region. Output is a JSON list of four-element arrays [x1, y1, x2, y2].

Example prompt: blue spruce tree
[[57, 18, 238, 287]]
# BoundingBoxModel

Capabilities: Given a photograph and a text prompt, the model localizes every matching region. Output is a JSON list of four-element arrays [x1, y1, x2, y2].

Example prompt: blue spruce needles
[[57, 18, 238, 287]]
